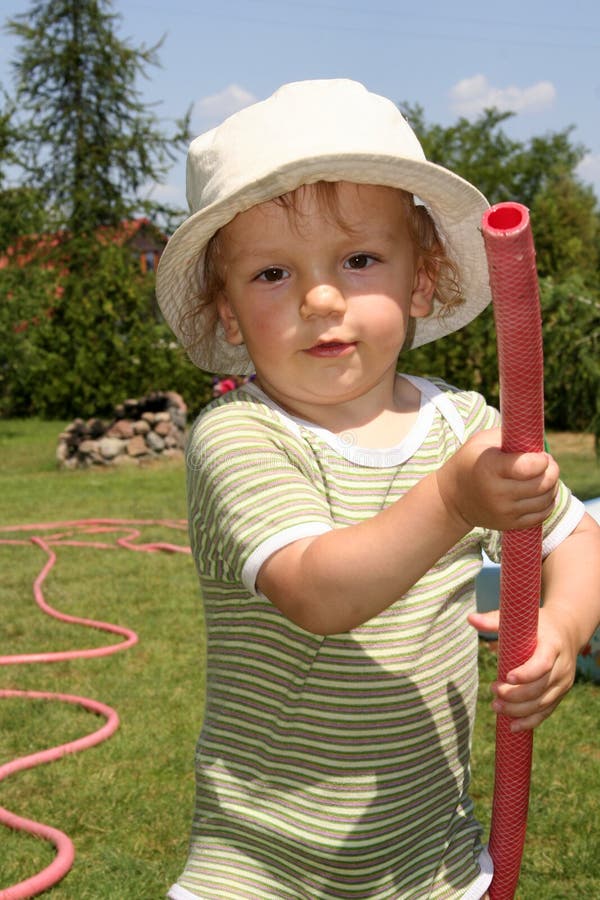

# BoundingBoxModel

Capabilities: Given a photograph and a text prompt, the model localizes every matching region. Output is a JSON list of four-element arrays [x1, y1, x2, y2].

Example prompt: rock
[[112, 453, 139, 468], [127, 435, 148, 457], [154, 420, 171, 437], [86, 418, 106, 439], [166, 391, 187, 412], [99, 437, 125, 460], [146, 430, 165, 452], [106, 419, 135, 439], [163, 448, 185, 462], [56, 441, 70, 463], [122, 398, 141, 418], [169, 408, 187, 430], [133, 419, 151, 435], [81, 445, 103, 465], [57, 391, 187, 468], [79, 439, 100, 455]]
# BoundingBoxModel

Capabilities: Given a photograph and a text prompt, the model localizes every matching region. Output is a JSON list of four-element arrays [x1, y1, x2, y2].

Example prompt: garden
[[1, 2, 599, 897], [0, 421, 598, 898]]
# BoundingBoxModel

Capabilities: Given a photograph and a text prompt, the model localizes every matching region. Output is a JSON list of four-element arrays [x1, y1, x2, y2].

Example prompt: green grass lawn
[[0, 420, 599, 899]]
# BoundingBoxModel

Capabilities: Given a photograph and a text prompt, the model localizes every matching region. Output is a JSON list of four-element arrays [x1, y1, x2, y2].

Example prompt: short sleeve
[[186, 401, 333, 593]]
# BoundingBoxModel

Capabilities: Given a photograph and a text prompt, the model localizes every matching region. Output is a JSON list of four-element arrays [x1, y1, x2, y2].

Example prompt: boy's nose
[[300, 283, 346, 319]]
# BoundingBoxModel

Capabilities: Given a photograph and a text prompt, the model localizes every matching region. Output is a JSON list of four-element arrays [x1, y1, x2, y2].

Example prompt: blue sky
[[1, 0, 599, 211]]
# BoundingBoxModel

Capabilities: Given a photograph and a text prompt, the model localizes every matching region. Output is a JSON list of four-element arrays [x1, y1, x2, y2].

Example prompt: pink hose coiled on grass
[[0, 519, 190, 899], [481, 203, 545, 899]]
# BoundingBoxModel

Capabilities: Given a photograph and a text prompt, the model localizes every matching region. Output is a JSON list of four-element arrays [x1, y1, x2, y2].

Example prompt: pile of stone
[[57, 391, 187, 469]]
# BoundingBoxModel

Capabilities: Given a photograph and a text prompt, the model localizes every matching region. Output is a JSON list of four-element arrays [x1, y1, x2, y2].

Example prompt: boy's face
[[216, 182, 435, 423]]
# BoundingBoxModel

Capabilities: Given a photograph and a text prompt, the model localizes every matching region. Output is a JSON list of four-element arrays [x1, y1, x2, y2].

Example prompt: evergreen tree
[[0, 98, 12, 188], [6, 0, 190, 235], [0, 94, 43, 247], [0, 0, 210, 420]]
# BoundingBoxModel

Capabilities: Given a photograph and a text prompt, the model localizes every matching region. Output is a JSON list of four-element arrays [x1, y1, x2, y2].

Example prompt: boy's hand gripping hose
[[481, 203, 544, 900]]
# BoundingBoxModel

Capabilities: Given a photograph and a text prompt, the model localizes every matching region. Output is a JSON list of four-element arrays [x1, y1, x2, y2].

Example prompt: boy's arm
[[258, 427, 559, 635], [473, 511, 600, 732]]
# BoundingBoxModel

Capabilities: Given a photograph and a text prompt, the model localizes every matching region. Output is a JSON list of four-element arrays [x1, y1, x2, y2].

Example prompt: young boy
[[156, 80, 600, 899]]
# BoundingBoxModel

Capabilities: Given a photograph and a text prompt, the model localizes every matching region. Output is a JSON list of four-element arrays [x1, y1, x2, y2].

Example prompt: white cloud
[[193, 84, 257, 129], [449, 74, 556, 117]]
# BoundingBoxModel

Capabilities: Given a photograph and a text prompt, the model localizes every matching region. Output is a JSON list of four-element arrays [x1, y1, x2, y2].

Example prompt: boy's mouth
[[305, 340, 357, 358]]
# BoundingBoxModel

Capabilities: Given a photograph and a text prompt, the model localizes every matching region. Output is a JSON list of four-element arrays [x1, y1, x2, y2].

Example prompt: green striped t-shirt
[[172, 375, 582, 900]]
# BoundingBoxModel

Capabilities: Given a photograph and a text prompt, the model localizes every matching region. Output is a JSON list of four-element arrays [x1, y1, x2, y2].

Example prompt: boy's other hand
[[468, 607, 578, 731]]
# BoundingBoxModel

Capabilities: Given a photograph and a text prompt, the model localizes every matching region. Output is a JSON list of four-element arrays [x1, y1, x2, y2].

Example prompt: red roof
[[0, 218, 167, 270]]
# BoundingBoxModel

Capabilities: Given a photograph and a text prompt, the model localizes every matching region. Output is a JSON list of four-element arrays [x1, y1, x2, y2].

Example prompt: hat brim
[[156, 153, 490, 375]]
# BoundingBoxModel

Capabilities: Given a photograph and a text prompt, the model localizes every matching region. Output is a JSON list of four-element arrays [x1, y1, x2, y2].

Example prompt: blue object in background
[[475, 497, 600, 682]]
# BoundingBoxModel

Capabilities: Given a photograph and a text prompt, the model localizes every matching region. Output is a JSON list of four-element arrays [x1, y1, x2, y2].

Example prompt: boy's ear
[[410, 261, 436, 319], [216, 293, 244, 345]]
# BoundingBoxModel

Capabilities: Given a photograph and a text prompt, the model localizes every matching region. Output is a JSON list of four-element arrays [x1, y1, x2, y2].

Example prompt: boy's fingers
[[493, 674, 549, 705], [505, 634, 569, 687], [467, 610, 499, 632], [504, 451, 558, 482], [491, 680, 555, 732], [493, 689, 563, 732], [508, 710, 551, 732], [498, 649, 555, 695]]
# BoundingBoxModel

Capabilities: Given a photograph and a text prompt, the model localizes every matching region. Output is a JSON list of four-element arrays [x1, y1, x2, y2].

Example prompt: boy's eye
[[256, 266, 288, 282], [344, 253, 376, 270]]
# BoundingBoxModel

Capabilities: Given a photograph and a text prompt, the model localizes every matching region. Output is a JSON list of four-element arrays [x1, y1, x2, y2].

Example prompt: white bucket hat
[[156, 78, 491, 375]]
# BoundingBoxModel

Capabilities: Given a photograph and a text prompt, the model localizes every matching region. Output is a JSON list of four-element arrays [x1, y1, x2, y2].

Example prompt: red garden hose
[[0, 691, 118, 900], [481, 203, 545, 899], [0, 519, 191, 899]]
